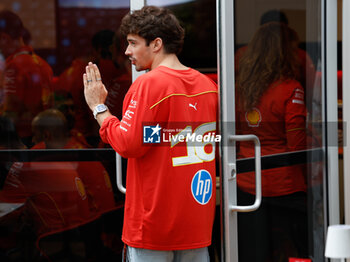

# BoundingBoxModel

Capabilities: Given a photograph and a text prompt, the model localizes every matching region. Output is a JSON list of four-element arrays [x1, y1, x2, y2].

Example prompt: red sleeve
[[3, 63, 24, 112], [3, 63, 20, 96], [99, 79, 152, 158], [285, 85, 307, 151]]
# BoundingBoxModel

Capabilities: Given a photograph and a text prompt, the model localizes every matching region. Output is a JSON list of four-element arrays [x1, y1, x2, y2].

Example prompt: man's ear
[[152, 37, 163, 52]]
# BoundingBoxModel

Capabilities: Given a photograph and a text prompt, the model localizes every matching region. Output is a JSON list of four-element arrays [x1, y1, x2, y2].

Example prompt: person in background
[[235, 22, 308, 262], [55, 29, 131, 147], [84, 6, 218, 262], [235, 9, 316, 115], [0, 109, 119, 260], [53, 90, 91, 148], [31, 109, 117, 216], [104, 30, 132, 121], [0, 110, 92, 260], [0, 10, 53, 147]]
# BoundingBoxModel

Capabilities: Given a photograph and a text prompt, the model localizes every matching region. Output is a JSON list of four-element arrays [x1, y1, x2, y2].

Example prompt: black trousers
[[237, 189, 308, 262]]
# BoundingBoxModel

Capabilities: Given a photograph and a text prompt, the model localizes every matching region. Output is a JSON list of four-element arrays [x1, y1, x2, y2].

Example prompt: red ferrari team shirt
[[0, 161, 95, 237], [100, 66, 218, 250], [31, 138, 117, 216], [236, 79, 307, 196], [1, 46, 53, 138]]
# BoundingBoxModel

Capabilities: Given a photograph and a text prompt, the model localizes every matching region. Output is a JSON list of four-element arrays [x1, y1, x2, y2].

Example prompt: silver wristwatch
[[93, 104, 108, 119]]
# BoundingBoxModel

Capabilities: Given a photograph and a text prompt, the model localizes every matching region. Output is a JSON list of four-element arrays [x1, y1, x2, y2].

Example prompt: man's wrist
[[95, 110, 112, 127]]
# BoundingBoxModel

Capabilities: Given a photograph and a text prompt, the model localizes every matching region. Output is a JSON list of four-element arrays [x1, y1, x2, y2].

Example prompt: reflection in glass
[[0, 1, 129, 261], [235, 21, 308, 261], [235, 1, 324, 261], [147, 0, 217, 71], [0, 10, 54, 148]]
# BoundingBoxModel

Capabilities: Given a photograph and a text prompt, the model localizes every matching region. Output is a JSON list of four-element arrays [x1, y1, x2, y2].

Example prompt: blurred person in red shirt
[[54, 30, 131, 147], [0, 112, 93, 259], [31, 109, 117, 216], [0, 109, 119, 260], [0, 10, 53, 147], [30, 108, 120, 259], [235, 10, 316, 115], [235, 22, 308, 262], [53, 90, 91, 148]]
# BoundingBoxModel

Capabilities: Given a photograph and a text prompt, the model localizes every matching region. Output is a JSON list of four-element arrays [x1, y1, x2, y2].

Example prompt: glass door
[[0, 1, 130, 261], [218, 0, 339, 261]]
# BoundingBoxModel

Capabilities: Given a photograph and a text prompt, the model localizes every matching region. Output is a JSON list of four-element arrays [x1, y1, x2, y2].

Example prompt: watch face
[[97, 104, 107, 112]]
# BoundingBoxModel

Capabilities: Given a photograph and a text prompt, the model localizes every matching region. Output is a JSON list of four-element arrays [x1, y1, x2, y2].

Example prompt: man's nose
[[125, 46, 131, 56]]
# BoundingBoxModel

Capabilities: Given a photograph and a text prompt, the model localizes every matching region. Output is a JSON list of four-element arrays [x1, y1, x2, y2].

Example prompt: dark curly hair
[[236, 22, 300, 111], [120, 6, 185, 55]]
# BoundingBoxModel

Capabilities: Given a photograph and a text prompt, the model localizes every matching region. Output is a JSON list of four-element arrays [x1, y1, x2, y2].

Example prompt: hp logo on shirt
[[143, 124, 161, 143], [191, 170, 212, 205]]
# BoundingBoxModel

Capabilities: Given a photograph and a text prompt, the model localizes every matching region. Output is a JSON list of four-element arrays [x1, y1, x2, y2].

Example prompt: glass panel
[[234, 0, 325, 261], [0, 0, 130, 260], [147, 0, 217, 71]]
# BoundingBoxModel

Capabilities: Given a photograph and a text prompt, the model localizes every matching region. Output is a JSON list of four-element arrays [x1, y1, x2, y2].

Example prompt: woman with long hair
[[235, 22, 308, 262]]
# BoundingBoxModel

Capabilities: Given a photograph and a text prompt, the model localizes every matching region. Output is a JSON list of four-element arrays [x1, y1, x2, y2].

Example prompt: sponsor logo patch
[[245, 108, 262, 127], [191, 170, 212, 205]]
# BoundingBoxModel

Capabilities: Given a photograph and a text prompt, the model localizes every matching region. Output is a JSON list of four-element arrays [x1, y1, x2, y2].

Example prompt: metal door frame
[[343, 0, 350, 231], [323, 0, 339, 229], [216, 0, 238, 260], [217, 0, 339, 261]]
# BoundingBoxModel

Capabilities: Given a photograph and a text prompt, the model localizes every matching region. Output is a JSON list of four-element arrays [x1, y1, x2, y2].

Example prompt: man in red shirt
[[0, 11, 53, 147], [84, 6, 218, 262]]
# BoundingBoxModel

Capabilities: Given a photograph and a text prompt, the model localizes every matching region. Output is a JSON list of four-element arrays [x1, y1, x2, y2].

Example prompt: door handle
[[229, 134, 261, 212], [116, 152, 126, 194]]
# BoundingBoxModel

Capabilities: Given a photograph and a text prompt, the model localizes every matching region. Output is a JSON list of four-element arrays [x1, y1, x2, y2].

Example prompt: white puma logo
[[189, 103, 197, 111]]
